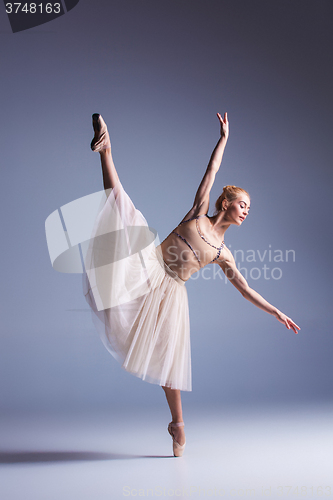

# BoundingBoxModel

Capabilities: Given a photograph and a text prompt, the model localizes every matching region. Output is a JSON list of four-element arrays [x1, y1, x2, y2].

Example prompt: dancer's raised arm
[[219, 249, 301, 334], [189, 112, 229, 216]]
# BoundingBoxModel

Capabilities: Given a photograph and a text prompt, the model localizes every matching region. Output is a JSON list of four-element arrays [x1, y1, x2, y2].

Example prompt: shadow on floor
[[0, 450, 172, 463]]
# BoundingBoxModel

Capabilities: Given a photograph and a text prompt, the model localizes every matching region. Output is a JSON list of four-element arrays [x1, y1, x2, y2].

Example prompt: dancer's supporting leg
[[162, 386, 186, 446]]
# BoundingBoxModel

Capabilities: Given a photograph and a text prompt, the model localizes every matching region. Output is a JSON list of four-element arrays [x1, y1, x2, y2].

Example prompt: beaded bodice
[[172, 214, 225, 268]]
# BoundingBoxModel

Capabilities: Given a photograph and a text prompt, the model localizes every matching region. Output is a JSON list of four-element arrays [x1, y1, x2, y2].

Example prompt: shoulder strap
[[178, 214, 206, 226]]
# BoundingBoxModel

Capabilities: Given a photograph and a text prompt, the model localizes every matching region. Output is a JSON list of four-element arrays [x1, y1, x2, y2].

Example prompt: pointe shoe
[[168, 422, 186, 457], [90, 113, 111, 152]]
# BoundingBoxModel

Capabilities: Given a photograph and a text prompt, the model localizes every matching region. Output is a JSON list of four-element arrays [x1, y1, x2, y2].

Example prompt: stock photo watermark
[[166, 244, 296, 283], [3, 0, 80, 33], [122, 485, 332, 497], [45, 188, 297, 310], [190, 245, 296, 283]]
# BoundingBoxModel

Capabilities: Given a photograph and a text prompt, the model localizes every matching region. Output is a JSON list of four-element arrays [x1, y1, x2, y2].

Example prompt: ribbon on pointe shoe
[[168, 422, 186, 457]]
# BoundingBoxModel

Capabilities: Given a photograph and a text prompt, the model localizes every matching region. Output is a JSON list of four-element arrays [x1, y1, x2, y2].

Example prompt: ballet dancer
[[84, 112, 300, 457]]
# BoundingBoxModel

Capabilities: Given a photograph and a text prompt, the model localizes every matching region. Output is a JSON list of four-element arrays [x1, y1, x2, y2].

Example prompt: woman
[[84, 112, 300, 457]]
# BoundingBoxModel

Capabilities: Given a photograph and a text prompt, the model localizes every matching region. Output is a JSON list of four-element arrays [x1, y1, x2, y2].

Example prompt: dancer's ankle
[[100, 147, 111, 156]]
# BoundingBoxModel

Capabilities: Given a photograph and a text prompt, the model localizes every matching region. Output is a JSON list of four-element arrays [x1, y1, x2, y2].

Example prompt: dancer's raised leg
[[99, 149, 119, 191], [162, 386, 186, 447], [91, 114, 119, 190]]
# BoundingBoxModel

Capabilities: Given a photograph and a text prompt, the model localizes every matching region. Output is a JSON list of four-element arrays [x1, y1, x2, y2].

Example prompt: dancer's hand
[[275, 310, 300, 334], [217, 112, 229, 140]]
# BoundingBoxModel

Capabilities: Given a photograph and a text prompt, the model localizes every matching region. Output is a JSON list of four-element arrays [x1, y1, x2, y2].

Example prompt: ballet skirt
[[82, 180, 192, 391]]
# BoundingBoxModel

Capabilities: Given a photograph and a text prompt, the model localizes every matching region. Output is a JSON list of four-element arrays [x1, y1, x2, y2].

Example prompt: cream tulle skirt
[[82, 181, 192, 391]]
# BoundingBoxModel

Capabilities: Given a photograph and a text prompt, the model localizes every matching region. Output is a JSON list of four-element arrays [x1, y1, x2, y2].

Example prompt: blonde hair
[[214, 185, 250, 214]]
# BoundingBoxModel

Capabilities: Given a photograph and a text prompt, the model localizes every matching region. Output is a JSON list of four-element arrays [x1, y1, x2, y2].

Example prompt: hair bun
[[214, 185, 250, 214]]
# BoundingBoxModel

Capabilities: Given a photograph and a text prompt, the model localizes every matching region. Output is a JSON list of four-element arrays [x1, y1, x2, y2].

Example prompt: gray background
[[1, 0, 332, 417]]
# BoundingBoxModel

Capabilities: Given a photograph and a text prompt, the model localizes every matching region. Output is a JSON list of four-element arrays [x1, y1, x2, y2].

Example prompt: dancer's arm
[[185, 113, 229, 218], [218, 250, 301, 334]]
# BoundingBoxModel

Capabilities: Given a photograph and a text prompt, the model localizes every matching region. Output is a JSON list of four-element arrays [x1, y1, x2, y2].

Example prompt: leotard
[[172, 214, 225, 267]]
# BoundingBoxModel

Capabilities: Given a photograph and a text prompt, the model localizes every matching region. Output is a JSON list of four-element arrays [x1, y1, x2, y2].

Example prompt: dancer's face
[[224, 194, 250, 225]]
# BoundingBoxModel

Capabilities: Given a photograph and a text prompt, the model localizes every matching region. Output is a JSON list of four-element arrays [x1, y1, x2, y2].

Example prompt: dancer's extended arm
[[218, 249, 300, 334], [185, 113, 229, 218]]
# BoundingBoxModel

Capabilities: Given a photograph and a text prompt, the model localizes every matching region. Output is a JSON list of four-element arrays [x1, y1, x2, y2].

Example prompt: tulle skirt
[[82, 181, 192, 391]]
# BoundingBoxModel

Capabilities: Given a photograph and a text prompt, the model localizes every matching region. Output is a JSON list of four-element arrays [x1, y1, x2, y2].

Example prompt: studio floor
[[0, 402, 332, 500]]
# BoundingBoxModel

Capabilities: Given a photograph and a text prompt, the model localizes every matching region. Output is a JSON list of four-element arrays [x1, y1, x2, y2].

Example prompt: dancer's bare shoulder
[[179, 204, 208, 224]]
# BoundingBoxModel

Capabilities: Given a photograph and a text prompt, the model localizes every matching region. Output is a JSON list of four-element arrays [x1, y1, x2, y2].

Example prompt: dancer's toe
[[91, 114, 111, 152], [168, 422, 186, 457]]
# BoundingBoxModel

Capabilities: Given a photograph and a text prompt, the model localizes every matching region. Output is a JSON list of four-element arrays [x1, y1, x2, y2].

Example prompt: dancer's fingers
[[287, 318, 300, 334]]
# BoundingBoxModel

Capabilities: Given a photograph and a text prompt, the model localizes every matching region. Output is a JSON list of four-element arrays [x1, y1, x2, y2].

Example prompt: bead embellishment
[[172, 214, 225, 267], [195, 217, 225, 263]]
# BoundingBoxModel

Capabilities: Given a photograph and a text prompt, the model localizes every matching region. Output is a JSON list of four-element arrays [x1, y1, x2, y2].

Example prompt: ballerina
[[85, 112, 300, 457]]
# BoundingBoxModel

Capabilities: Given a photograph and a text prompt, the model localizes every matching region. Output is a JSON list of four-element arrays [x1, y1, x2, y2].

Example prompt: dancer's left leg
[[162, 386, 186, 446]]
